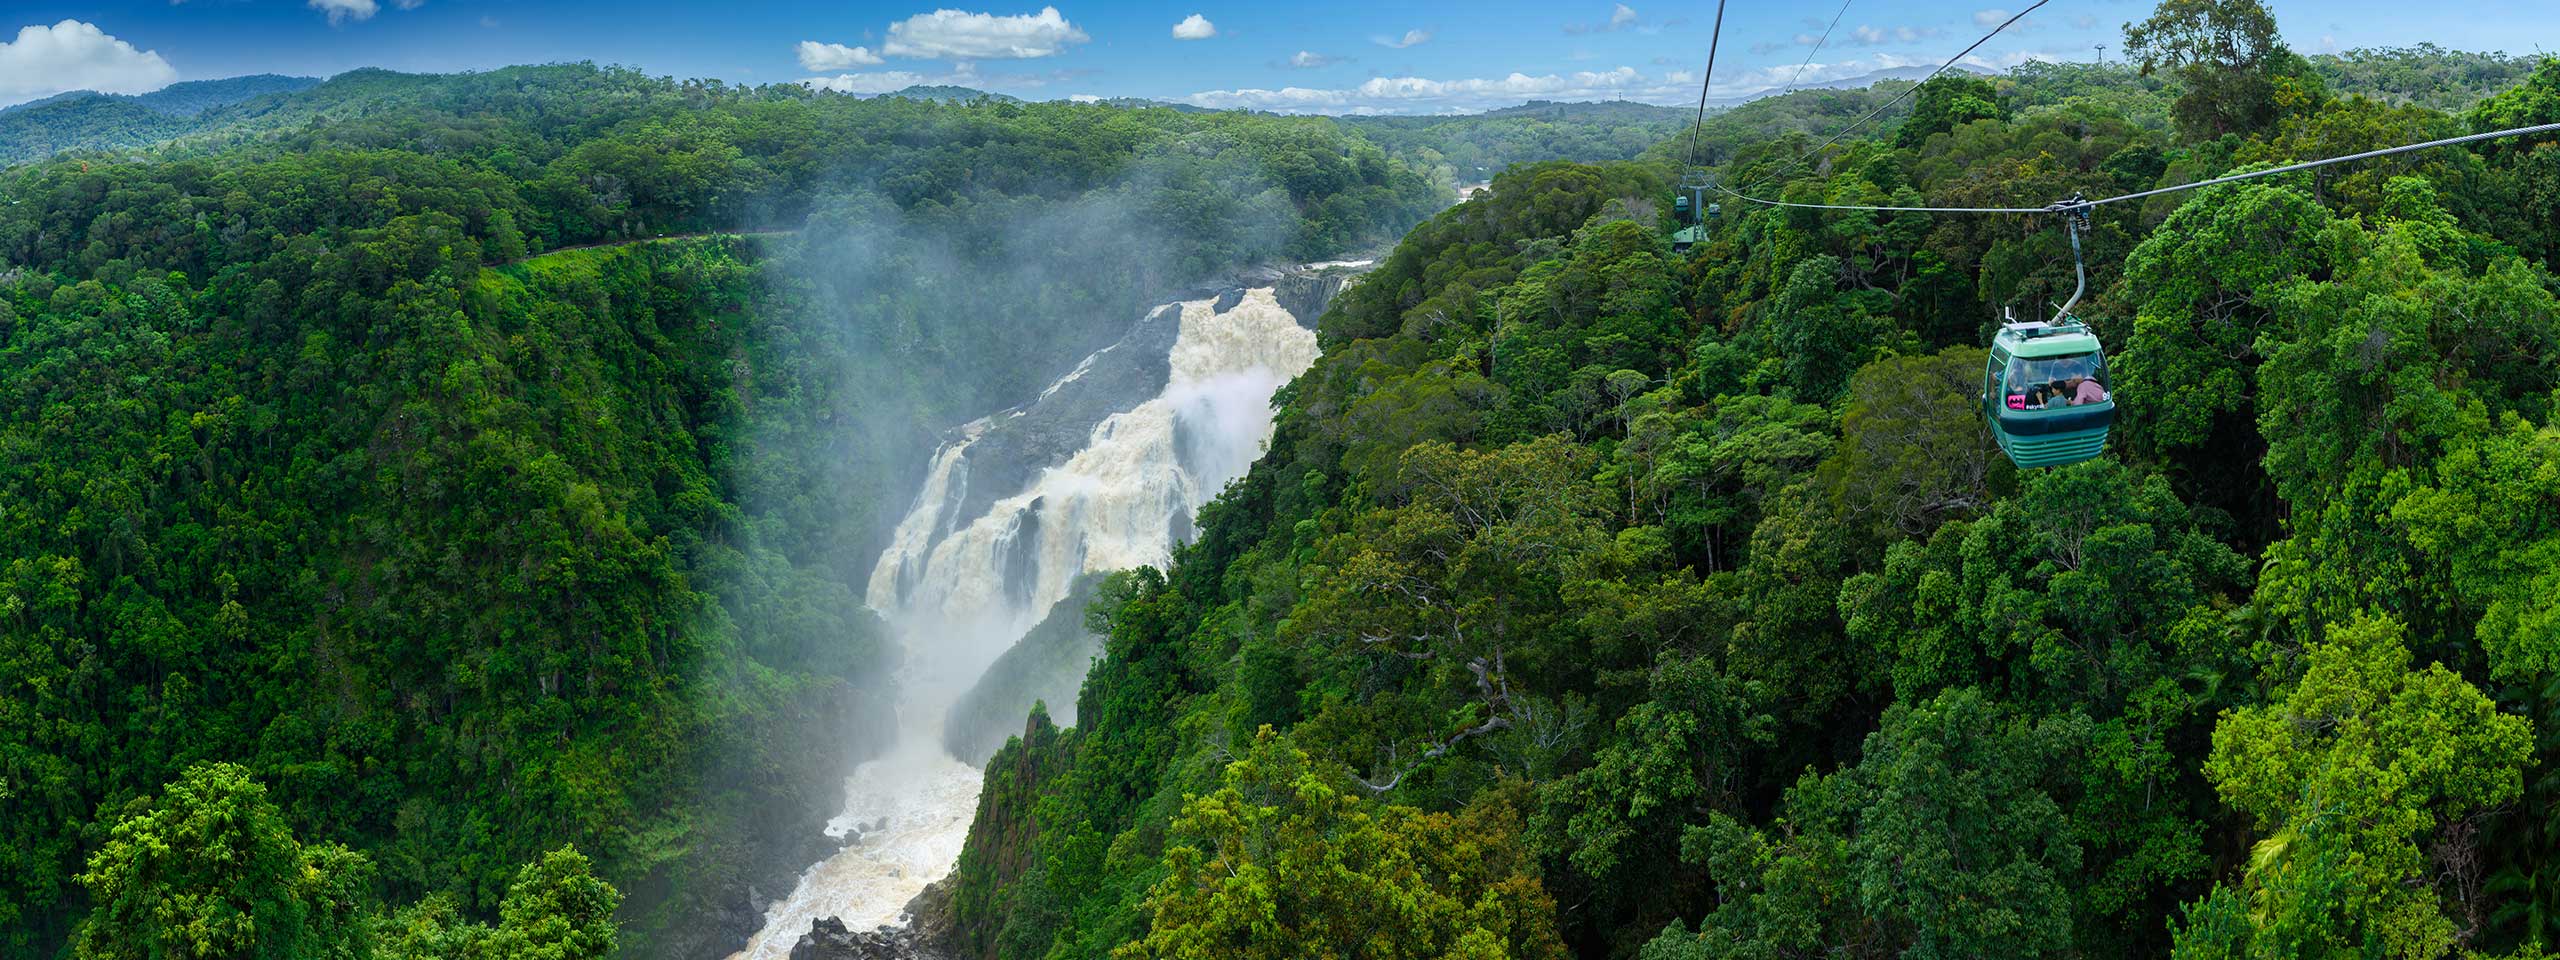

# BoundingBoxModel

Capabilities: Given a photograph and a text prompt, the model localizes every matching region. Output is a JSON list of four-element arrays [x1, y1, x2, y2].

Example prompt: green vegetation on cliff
[[943, 7, 2560, 958], [0, 62, 1455, 957]]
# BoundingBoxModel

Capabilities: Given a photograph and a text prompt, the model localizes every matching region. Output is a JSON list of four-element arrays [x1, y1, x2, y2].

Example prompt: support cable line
[[1710, 120, 2560, 216], [1784, 0, 1860, 96], [1735, 0, 2050, 195], [1712, 190, 2053, 214], [2061, 120, 2560, 209], [1681, 0, 1731, 172]]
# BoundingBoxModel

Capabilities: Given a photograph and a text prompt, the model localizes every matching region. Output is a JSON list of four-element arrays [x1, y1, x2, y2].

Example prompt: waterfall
[[732, 287, 1321, 959]]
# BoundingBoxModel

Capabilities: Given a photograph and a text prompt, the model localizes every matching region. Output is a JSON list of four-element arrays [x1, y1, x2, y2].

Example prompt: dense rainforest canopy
[[0, 61, 1497, 958], [2, 9, 2557, 960], [939, 14, 2560, 960]]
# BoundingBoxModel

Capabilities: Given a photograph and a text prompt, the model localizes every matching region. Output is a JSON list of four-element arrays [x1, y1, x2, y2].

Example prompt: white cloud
[[1373, 28, 1432, 49], [800, 59, 1086, 96], [1284, 50, 1345, 68], [309, 0, 377, 23], [1068, 93, 1101, 102], [1171, 13, 1215, 40], [1566, 4, 1643, 35], [800, 71, 931, 94], [882, 6, 1089, 60], [1714, 51, 2048, 94], [1846, 24, 1939, 45], [305, 0, 419, 24], [0, 20, 178, 107], [798, 41, 885, 70], [1971, 8, 2037, 30], [1186, 66, 1657, 114], [1179, 53, 2053, 115]]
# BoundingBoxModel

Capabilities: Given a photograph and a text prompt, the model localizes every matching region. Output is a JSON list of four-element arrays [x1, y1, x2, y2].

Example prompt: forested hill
[[0, 65, 1451, 958], [8, 47, 2532, 173], [938, 16, 2560, 960], [5, 63, 1678, 175], [1341, 101, 1688, 187], [0, 74, 320, 165]]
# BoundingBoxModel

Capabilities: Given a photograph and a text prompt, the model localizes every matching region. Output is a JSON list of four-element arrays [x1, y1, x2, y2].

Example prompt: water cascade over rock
[[732, 276, 1352, 959]]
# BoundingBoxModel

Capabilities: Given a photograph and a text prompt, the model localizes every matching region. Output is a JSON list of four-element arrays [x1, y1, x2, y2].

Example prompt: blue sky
[[4, 0, 2556, 113]]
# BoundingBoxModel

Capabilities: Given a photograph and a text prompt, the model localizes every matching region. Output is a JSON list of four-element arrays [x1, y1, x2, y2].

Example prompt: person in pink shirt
[[2071, 374, 2107, 405]]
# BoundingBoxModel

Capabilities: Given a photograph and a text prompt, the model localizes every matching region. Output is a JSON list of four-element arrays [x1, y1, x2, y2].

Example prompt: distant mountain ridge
[[1708, 64, 1994, 107], [0, 74, 321, 164], [0, 49, 2535, 169], [0, 74, 318, 118], [881, 84, 1021, 104], [1484, 99, 1691, 120]]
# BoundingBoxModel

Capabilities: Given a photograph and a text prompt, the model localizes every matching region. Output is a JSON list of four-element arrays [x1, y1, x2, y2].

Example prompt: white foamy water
[[731, 288, 1320, 958]]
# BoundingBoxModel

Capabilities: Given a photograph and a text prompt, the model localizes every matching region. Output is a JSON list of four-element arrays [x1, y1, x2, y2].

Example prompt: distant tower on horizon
[[2094, 43, 2108, 63]]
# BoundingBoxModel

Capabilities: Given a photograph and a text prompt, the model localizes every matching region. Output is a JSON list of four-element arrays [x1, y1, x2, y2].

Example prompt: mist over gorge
[[0, 64, 1489, 959], [734, 279, 1338, 960]]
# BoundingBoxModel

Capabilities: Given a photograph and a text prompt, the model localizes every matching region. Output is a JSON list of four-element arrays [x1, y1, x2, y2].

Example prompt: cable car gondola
[[1982, 201, 2113, 469], [1984, 316, 2113, 467], [1671, 178, 1715, 252]]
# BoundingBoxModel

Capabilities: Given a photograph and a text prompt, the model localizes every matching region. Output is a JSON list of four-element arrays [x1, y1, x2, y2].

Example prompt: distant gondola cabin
[[1670, 188, 1715, 253], [1982, 319, 2114, 468]]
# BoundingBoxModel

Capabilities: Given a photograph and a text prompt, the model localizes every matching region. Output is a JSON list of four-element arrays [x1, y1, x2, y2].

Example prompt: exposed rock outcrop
[[788, 879, 958, 960], [1275, 269, 1357, 329]]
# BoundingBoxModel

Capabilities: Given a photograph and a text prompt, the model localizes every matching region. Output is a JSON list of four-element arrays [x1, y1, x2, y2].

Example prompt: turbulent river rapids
[[731, 278, 1347, 958]]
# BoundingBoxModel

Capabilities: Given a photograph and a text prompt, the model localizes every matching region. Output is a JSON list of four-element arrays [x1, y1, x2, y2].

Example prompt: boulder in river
[[788, 917, 930, 960], [787, 878, 957, 960]]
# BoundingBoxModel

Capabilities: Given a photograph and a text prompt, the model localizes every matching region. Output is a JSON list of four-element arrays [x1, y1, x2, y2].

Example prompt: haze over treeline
[[0, 3, 2557, 959]]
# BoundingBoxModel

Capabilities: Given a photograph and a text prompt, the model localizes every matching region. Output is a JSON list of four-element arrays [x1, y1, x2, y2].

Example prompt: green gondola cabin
[[1670, 189, 1717, 253], [1982, 318, 2114, 468]]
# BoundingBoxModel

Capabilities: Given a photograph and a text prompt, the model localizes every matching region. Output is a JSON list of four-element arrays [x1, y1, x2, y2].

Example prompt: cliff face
[[1274, 270, 1357, 330], [941, 578, 1106, 765], [791, 710, 1063, 960], [936, 708, 1073, 960]]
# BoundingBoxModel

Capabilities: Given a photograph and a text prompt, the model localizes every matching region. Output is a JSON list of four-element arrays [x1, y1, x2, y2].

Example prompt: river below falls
[[726, 741, 981, 958]]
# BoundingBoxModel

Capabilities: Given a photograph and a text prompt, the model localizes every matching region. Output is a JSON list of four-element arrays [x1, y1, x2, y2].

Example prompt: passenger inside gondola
[[2005, 353, 2109, 409]]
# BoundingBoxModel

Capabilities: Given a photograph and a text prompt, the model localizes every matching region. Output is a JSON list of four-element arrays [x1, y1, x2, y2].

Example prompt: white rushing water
[[731, 288, 1320, 958]]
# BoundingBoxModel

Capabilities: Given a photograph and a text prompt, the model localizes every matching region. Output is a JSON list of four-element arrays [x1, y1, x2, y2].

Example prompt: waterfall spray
[[732, 287, 1321, 958]]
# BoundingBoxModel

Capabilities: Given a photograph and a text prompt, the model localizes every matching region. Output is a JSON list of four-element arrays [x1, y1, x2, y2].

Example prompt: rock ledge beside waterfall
[[788, 880, 957, 960]]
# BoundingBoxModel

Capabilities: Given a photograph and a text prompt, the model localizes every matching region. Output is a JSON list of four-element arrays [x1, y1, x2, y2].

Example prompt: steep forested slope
[[941, 35, 2560, 960], [0, 231, 888, 955], [0, 65, 1448, 958]]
